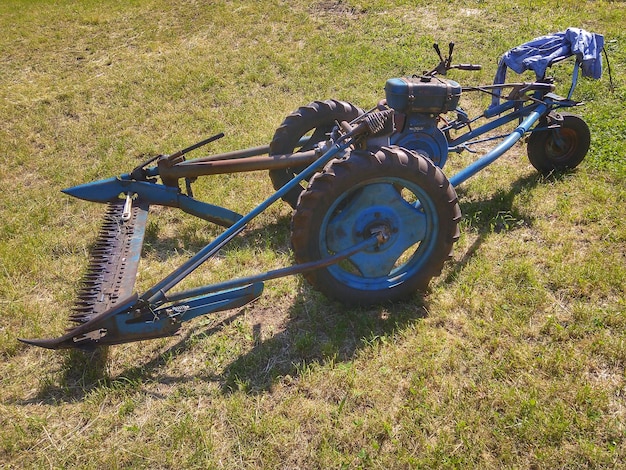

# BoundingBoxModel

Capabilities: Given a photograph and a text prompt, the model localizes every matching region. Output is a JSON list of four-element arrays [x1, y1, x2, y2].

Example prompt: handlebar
[[426, 42, 481, 76], [451, 63, 482, 71]]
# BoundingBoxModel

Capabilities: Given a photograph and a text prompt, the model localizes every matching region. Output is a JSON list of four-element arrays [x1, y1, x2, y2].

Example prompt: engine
[[385, 75, 461, 168]]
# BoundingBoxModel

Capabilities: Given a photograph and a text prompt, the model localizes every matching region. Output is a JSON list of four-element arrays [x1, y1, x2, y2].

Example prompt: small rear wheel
[[527, 113, 590, 174], [269, 99, 363, 208], [291, 146, 461, 304]]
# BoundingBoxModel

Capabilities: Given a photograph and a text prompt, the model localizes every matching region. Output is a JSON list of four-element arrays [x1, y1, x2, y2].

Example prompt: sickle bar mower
[[20, 31, 603, 351]]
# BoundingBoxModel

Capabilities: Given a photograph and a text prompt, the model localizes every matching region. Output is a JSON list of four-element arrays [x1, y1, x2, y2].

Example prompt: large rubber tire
[[269, 99, 364, 208], [291, 146, 461, 305], [527, 113, 591, 174]]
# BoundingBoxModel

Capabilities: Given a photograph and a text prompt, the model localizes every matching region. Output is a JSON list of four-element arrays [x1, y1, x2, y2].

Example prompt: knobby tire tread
[[269, 99, 363, 208], [291, 146, 461, 304]]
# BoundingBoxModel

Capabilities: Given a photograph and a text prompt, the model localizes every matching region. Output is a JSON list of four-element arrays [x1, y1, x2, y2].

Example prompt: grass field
[[1, 0, 625, 468]]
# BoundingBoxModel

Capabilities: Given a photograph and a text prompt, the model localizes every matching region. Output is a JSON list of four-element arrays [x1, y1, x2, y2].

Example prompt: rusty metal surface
[[159, 149, 319, 180], [69, 198, 149, 326]]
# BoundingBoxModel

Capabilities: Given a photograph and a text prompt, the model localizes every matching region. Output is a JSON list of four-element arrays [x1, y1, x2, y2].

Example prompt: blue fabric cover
[[491, 28, 604, 106]]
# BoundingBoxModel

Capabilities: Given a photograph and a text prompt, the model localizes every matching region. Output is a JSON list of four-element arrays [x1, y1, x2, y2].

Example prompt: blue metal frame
[[449, 103, 548, 187]]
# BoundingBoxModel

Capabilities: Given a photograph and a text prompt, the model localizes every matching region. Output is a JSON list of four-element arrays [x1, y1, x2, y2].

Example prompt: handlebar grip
[[454, 63, 482, 71]]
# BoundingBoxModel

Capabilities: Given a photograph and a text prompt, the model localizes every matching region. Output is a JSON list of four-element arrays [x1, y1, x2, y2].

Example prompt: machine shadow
[[218, 294, 429, 395], [24, 214, 295, 404], [215, 171, 547, 394], [442, 171, 543, 283], [29, 170, 550, 402]]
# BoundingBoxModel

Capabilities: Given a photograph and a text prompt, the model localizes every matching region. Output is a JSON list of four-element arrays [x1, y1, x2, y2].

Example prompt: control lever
[[428, 41, 480, 76], [433, 43, 444, 62], [447, 42, 455, 67]]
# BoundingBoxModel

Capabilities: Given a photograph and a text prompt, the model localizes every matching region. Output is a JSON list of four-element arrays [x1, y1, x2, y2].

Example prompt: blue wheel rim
[[320, 177, 439, 291]]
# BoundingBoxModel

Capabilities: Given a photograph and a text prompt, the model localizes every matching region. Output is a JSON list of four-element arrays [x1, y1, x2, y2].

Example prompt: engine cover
[[385, 76, 461, 114]]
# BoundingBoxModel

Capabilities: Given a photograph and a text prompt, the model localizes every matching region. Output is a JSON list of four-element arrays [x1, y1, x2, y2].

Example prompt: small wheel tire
[[291, 146, 461, 305], [269, 99, 363, 208], [527, 113, 590, 174]]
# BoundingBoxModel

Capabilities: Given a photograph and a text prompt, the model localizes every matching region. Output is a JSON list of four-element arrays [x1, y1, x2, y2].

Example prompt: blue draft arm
[[449, 102, 549, 188]]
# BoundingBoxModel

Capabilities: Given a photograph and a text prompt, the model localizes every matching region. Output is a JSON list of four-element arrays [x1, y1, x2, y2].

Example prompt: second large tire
[[269, 99, 363, 208], [291, 146, 461, 304]]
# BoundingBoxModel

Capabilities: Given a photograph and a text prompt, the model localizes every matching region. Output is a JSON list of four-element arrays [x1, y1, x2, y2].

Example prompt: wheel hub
[[366, 222, 392, 246], [354, 207, 397, 251], [325, 183, 428, 277]]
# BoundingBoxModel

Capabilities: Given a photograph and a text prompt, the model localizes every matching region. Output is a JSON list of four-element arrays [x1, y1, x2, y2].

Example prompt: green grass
[[1, 0, 625, 468]]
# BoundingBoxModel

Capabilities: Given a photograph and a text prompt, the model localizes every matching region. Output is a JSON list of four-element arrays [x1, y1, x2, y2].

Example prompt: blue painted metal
[[148, 283, 265, 325], [63, 176, 137, 202], [449, 104, 548, 187], [482, 99, 519, 119], [141, 137, 356, 306], [384, 76, 462, 114], [567, 60, 580, 100], [448, 102, 542, 149], [391, 113, 449, 167], [320, 178, 439, 291], [63, 177, 243, 227]]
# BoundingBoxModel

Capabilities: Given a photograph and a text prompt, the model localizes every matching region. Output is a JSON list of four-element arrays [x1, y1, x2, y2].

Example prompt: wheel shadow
[[215, 171, 551, 394], [23, 170, 554, 402], [219, 292, 429, 394]]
